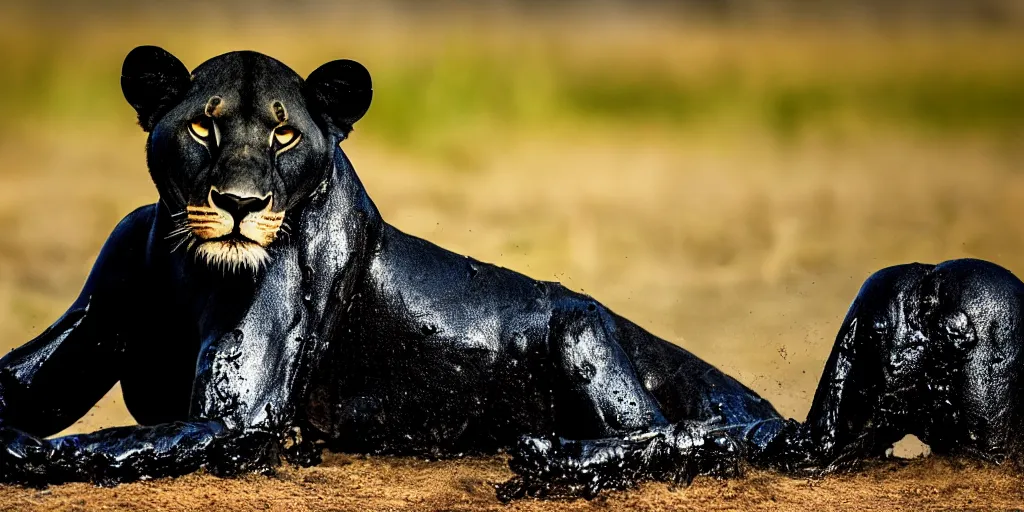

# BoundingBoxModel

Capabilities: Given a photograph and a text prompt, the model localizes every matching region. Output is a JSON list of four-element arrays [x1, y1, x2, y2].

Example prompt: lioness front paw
[[498, 435, 607, 501], [497, 424, 744, 501], [208, 428, 280, 477], [0, 427, 52, 486]]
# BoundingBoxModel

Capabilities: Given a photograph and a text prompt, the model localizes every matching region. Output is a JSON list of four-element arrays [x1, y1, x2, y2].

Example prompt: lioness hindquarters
[[762, 258, 1024, 470]]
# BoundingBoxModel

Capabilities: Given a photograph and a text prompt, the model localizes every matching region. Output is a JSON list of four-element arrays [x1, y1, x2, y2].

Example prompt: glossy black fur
[[1, 49, 1023, 500]]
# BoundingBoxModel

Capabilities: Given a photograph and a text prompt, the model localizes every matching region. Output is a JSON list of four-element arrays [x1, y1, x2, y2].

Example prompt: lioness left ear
[[304, 59, 372, 139], [121, 46, 191, 132]]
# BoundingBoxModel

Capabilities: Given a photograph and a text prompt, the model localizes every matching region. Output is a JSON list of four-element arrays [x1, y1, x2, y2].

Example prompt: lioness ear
[[121, 46, 191, 132], [304, 59, 372, 139]]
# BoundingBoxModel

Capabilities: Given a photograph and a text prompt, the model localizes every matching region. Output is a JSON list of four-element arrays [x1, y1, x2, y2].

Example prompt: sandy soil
[[1, 455, 1022, 511]]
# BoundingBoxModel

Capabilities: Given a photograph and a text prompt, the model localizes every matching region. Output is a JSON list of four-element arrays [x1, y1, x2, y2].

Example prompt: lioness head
[[121, 47, 372, 272]]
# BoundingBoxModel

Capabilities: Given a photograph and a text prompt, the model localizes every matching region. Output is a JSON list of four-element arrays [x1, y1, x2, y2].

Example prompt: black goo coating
[[1, 47, 1023, 500]]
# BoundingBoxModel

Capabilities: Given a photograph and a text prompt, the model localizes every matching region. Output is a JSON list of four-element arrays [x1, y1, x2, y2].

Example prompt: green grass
[[1, 21, 1023, 152], [365, 60, 1024, 149]]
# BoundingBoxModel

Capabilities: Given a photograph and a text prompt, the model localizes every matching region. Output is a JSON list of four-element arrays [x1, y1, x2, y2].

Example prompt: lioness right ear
[[121, 46, 191, 132], [304, 59, 372, 139]]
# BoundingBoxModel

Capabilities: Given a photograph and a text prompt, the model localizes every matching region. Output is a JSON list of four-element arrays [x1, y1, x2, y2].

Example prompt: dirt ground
[[1, 9, 1024, 511], [2, 454, 1023, 511]]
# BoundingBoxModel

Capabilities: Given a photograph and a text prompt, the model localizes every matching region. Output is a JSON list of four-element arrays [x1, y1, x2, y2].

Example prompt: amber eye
[[273, 126, 299, 148], [188, 117, 214, 144]]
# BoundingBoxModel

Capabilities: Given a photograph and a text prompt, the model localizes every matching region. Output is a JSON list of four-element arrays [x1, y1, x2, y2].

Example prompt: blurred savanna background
[[1, 1, 1023, 510]]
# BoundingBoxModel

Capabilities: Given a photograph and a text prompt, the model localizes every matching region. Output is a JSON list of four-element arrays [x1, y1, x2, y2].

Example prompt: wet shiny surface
[[759, 259, 1024, 473], [2, 48, 1024, 500]]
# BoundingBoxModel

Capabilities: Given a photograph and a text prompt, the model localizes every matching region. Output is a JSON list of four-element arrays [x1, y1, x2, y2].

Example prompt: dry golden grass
[[3, 127, 1018, 429], [0, 8, 1022, 509]]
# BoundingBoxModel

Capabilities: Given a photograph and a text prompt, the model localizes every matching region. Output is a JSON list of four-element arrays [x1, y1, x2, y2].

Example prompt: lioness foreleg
[[498, 299, 740, 500], [0, 207, 161, 484]]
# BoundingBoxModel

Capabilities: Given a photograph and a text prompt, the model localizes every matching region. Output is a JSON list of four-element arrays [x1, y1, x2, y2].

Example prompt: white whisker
[[170, 232, 194, 253], [164, 226, 193, 240]]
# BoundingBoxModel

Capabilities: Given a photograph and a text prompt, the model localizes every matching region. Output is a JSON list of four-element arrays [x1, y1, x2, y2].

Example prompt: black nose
[[210, 189, 272, 222]]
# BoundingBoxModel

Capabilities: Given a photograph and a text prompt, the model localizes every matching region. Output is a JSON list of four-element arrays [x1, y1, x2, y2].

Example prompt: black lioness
[[1, 47, 1022, 499]]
